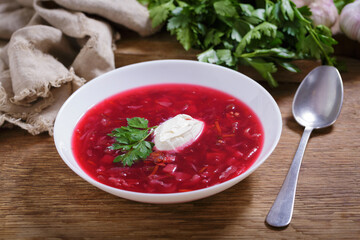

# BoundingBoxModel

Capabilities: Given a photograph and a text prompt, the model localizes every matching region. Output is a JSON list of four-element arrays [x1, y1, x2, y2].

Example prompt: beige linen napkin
[[0, 0, 155, 135]]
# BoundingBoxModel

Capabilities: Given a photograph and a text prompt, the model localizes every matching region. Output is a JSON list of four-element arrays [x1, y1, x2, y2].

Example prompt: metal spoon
[[266, 66, 344, 228]]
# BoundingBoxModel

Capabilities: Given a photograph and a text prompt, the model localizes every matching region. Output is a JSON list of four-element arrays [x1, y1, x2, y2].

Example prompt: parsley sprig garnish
[[138, 0, 338, 87], [108, 117, 157, 166]]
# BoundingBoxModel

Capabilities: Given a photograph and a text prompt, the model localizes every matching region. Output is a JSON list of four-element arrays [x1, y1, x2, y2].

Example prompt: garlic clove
[[340, 0, 360, 43], [308, 0, 339, 28], [293, 0, 339, 29]]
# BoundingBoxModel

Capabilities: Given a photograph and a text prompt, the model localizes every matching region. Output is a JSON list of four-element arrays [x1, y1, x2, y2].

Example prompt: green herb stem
[[306, 25, 333, 66]]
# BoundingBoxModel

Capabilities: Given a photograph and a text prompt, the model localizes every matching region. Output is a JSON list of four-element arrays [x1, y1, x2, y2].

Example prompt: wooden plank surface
[[1, 31, 360, 239]]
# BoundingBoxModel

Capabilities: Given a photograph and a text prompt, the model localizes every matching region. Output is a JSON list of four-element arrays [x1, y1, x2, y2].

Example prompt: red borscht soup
[[72, 84, 264, 193]]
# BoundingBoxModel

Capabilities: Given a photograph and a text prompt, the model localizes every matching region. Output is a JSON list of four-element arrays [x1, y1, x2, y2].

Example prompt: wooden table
[[1, 31, 359, 239]]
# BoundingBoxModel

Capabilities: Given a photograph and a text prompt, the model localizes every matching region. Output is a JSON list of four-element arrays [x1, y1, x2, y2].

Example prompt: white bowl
[[54, 60, 282, 204]]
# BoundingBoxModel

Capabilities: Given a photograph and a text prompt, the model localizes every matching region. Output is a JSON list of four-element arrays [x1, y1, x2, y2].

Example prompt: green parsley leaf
[[239, 4, 255, 16], [216, 49, 236, 67], [149, 1, 175, 28], [197, 48, 219, 64], [176, 26, 193, 51], [231, 28, 242, 42], [123, 151, 139, 166], [297, 6, 312, 17], [252, 9, 266, 21], [127, 117, 148, 129], [167, 14, 189, 30], [204, 29, 224, 48], [108, 117, 157, 166], [134, 141, 154, 159], [128, 129, 149, 143], [113, 155, 124, 163], [275, 60, 300, 73], [214, 0, 238, 17], [280, 0, 295, 21], [235, 22, 277, 55]]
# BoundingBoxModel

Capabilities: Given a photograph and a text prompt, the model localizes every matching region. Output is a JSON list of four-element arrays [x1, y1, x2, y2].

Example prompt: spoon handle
[[266, 127, 313, 228]]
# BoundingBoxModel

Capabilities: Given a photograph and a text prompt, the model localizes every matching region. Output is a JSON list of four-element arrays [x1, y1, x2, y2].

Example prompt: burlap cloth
[[0, 0, 156, 135]]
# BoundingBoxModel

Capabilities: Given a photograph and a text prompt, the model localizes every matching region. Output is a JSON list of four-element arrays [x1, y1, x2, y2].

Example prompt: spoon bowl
[[293, 66, 343, 129], [266, 66, 343, 228]]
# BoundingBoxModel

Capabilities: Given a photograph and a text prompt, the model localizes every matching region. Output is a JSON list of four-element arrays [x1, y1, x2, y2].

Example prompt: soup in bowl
[[54, 60, 282, 203]]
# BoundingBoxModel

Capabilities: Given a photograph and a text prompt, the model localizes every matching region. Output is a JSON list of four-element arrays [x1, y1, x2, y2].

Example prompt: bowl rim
[[54, 59, 282, 202]]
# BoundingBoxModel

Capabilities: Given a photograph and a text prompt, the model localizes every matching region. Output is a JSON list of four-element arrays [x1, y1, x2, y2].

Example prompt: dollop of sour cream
[[154, 114, 204, 151]]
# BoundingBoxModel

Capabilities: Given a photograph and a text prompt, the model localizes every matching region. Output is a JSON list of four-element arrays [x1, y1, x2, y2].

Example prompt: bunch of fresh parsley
[[108, 117, 157, 166], [138, 0, 337, 86]]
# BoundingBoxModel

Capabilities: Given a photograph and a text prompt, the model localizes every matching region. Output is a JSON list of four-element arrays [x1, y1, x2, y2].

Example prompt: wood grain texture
[[1, 32, 360, 239]]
